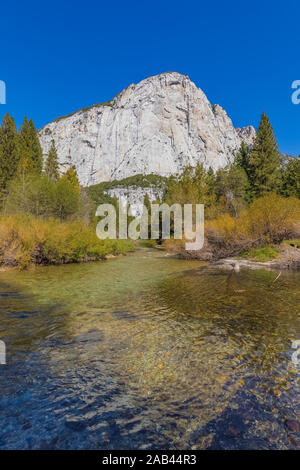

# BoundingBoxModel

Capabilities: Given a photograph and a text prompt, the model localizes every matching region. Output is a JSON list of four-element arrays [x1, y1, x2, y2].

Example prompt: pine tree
[[281, 157, 300, 198], [45, 140, 59, 180], [249, 112, 281, 197], [0, 113, 20, 194], [18, 117, 43, 175], [61, 165, 80, 191], [234, 142, 253, 201], [206, 167, 216, 193], [235, 141, 250, 175]]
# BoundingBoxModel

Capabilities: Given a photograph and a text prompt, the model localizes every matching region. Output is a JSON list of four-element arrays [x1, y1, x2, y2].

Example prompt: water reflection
[[0, 251, 299, 449]]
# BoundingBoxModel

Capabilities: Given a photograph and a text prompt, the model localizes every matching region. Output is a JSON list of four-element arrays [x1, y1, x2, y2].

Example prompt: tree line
[[0, 110, 299, 226], [0, 113, 89, 221], [163, 112, 299, 218]]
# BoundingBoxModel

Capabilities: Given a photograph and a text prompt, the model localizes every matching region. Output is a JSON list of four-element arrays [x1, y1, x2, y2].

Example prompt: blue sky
[[1, 0, 300, 155]]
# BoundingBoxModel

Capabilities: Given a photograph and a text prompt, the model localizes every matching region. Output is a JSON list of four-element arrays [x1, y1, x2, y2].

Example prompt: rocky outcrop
[[236, 126, 256, 148], [39, 72, 255, 186], [106, 186, 163, 217], [168, 239, 300, 271], [212, 245, 300, 271]]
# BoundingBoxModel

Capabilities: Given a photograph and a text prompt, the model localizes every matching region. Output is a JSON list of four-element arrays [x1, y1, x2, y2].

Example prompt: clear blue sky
[[1, 0, 300, 155]]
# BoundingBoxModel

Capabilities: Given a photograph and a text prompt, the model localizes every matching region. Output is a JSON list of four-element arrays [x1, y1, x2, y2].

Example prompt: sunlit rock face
[[106, 187, 163, 217], [236, 126, 256, 148], [39, 72, 255, 186]]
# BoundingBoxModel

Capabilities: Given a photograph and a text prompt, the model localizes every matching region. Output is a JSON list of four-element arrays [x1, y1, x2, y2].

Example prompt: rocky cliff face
[[39, 72, 255, 186], [236, 126, 256, 148], [106, 187, 163, 217]]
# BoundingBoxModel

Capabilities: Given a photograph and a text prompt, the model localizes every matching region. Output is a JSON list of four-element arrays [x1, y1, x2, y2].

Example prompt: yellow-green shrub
[[0, 215, 135, 268], [206, 194, 300, 246], [244, 194, 300, 243]]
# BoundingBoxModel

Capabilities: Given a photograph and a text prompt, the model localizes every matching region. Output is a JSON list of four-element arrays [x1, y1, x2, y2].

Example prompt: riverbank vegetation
[[163, 193, 300, 261], [239, 245, 280, 262], [0, 215, 134, 269], [161, 113, 300, 262], [0, 110, 299, 268], [0, 113, 134, 268]]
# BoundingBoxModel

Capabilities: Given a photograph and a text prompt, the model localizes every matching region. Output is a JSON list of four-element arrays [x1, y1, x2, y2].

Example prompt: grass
[[283, 239, 300, 248], [239, 245, 280, 262], [137, 239, 159, 248]]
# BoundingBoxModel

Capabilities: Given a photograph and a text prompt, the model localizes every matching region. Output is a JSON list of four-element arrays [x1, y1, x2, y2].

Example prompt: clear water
[[0, 250, 299, 449]]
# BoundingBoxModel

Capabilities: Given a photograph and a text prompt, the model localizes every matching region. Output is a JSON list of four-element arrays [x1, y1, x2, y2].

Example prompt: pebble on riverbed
[[285, 419, 300, 433]]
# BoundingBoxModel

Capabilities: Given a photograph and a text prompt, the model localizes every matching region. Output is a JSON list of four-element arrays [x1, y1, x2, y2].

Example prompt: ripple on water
[[0, 251, 299, 449]]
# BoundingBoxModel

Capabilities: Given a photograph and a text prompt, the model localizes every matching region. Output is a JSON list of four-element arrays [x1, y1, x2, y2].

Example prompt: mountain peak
[[39, 73, 254, 186]]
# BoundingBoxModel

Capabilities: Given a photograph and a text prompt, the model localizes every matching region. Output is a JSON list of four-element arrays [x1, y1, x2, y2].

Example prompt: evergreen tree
[[18, 117, 43, 175], [235, 141, 250, 175], [61, 165, 80, 191], [206, 166, 216, 196], [45, 140, 59, 180], [281, 157, 300, 198], [249, 112, 281, 197], [0, 113, 20, 194], [234, 142, 253, 202]]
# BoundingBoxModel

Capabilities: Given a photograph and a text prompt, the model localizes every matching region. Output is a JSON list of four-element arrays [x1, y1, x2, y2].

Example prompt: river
[[0, 249, 299, 449]]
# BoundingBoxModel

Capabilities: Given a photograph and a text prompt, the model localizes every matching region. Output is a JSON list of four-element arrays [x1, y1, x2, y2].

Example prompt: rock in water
[[39, 72, 255, 186]]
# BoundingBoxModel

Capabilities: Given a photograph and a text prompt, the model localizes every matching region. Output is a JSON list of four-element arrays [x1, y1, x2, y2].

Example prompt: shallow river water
[[0, 249, 299, 449]]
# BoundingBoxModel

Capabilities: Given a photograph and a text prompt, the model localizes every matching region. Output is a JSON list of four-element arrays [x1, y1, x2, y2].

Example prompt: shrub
[[0, 215, 135, 268], [207, 194, 300, 246], [245, 193, 300, 243], [166, 194, 300, 260]]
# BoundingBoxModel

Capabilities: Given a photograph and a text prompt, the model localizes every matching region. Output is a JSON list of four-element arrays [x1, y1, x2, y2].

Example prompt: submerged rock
[[285, 419, 300, 433]]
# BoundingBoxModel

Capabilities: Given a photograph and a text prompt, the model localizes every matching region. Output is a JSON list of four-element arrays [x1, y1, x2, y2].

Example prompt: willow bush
[[207, 194, 300, 247], [0, 215, 135, 269]]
